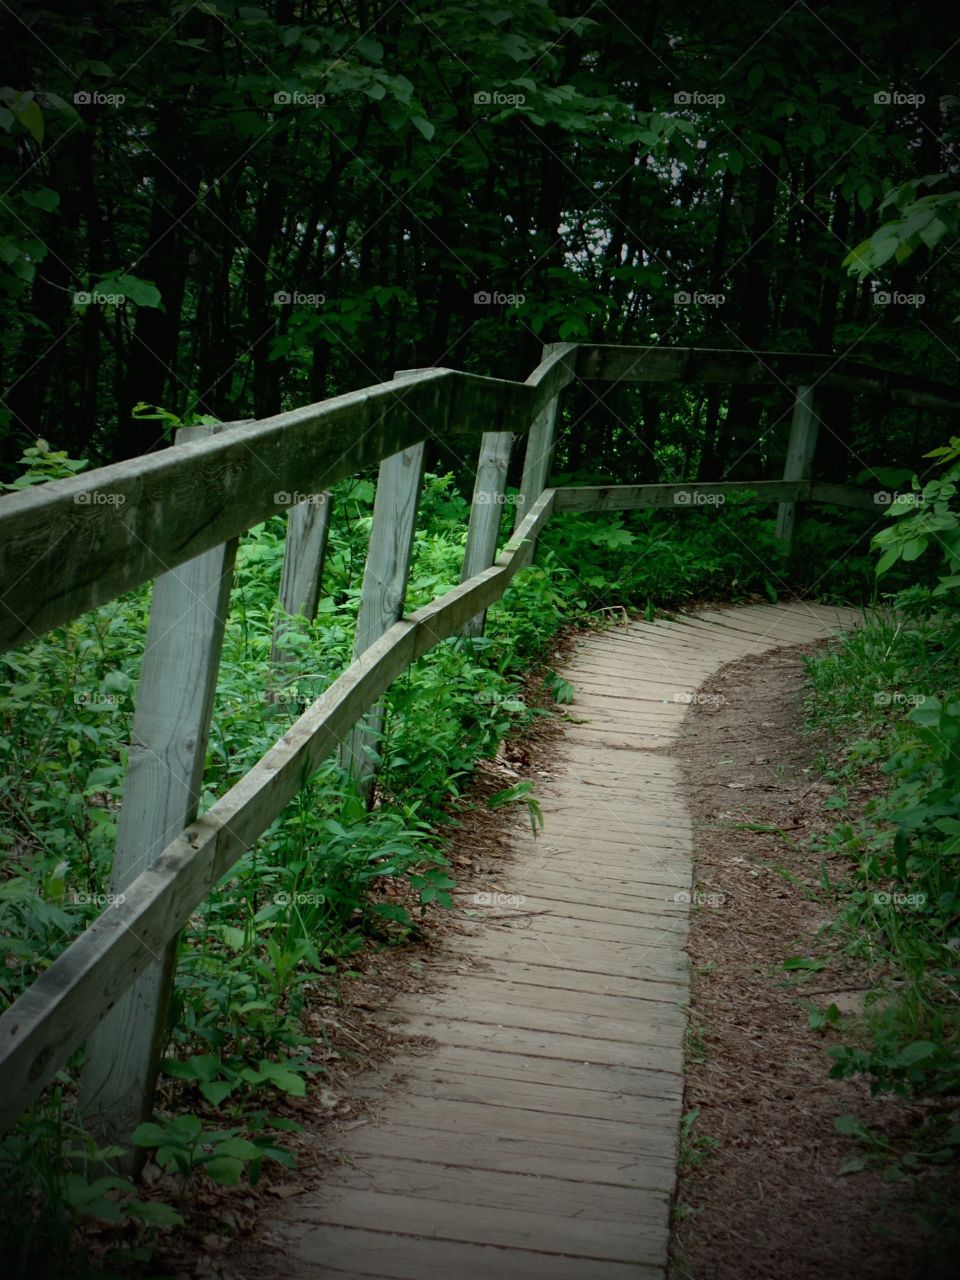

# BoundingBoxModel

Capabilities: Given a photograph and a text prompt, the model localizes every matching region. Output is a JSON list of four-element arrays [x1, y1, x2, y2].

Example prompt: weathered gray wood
[[460, 430, 513, 637], [576, 344, 960, 409], [79, 422, 237, 1158], [809, 481, 884, 511], [513, 343, 566, 566], [342, 370, 428, 794], [270, 492, 332, 664], [0, 491, 556, 1133], [554, 478, 808, 512], [0, 366, 551, 654], [776, 386, 820, 548]]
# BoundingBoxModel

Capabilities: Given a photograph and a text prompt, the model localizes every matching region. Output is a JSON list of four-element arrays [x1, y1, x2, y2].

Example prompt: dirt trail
[[670, 642, 957, 1280]]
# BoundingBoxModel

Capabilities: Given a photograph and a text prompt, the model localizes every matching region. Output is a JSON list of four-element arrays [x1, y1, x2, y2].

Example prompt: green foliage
[[843, 176, 960, 278], [132, 1112, 294, 1188], [805, 465, 960, 1102]]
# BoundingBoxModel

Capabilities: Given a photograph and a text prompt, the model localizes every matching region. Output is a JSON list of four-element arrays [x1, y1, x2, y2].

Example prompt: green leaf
[[13, 95, 43, 144], [875, 547, 901, 575], [22, 188, 59, 212], [200, 1081, 236, 1107], [131, 1122, 170, 1147], [205, 1155, 244, 1185], [356, 36, 384, 62], [895, 1040, 937, 1066], [782, 956, 828, 971], [411, 116, 435, 141]]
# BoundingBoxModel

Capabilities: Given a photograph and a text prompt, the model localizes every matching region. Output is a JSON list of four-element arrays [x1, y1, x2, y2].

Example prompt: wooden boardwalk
[[260, 603, 859, 1279]]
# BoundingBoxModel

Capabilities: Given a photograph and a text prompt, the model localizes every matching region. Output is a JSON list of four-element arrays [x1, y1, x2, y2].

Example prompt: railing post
[[79, 421, 238, 1166], [460, 431, 514, 638], [341, 370, 427, 799], [270, 492, 332, 665], [775, 385, 820, 551], [514, 342, 564, 567]]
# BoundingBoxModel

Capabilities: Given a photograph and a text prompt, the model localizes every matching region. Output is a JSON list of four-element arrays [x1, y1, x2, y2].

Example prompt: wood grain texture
[[460, 430, 513, 637], [776, 386, 820, 546], [342, 428, 426, 787], [79, 421, 237, 1152], [270, 492, 332, 665]]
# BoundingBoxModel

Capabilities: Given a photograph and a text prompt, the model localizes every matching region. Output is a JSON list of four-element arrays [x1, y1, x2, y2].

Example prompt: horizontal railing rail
[[0, 351, 576, 654], [574, 345, 960, 410], [0, 341, 953, 1146], [552, 479, 882, 513]]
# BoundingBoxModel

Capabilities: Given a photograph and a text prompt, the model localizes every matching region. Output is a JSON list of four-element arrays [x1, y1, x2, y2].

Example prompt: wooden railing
[[0, 342, 956, 1147]]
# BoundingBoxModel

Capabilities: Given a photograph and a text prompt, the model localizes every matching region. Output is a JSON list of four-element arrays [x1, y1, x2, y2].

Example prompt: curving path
[[251, 603, 859, 1279]]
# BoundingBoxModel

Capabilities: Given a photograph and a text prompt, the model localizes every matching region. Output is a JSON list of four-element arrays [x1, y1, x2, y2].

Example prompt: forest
[[1, 1, 959, 1278]]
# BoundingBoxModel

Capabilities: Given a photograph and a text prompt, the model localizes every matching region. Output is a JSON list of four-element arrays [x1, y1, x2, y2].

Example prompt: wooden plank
[[342, 408, 426, 791], [0, 357, 572, 654], [810, 481, 884, 511], [371, 1041, 684, 1098], [476, 910, 687, 949], [776, 385, 820, 547], [382, 994, 683, 1048], [270, 491, 333, 664], [553, 478, 807, 513], [318, 1153, 669, 1222], [460, 430, 513, 637], [401, 972, 687, 1024], [350, 1063, 680, 1118], [282, 1226, 663, 1280], [574, 343, 960, 409], [374, 1011, 686, 1072], [513, 342, 566, 566], [290, 1187, 668, 1266], [78, 421, 237, 1158], [331, 1094, 679, 1158], [454, 939, 687, 988], [337, 1121, 677, 1188]]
